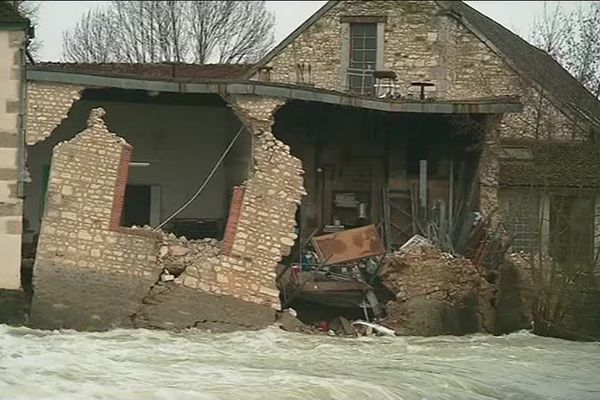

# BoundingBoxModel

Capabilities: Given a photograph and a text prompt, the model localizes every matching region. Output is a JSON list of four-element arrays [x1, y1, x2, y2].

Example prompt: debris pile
[[379, 235, 495, 335], [380, 235, 491, 303], [156, 232, 220, 278]]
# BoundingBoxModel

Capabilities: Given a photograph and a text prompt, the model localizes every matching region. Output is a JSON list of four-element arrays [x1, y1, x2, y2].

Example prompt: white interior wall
[[24, 97, 249, 237]]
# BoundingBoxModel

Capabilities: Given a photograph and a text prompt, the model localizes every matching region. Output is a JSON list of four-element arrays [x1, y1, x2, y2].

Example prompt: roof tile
[[33, 62, 253, 82]]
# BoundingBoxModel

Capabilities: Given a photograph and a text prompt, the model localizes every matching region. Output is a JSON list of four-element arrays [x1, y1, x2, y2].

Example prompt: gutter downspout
[[17, 28, 33, 198]]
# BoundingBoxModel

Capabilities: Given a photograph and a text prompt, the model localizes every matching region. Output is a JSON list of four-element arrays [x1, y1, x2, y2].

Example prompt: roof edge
[[0, 20, 29, 30], [243, 0, 337, 80], [436, 1, 600, 131], [26, 68, 522, 114]]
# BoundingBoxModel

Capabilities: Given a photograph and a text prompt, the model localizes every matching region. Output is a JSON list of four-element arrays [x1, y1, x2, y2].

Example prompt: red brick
[[222, 186, 245, 256], [110, 144, 132, 231]]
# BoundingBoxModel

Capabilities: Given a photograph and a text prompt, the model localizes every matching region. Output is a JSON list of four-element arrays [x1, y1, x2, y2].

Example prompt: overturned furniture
[[278, 225, 386, 320]]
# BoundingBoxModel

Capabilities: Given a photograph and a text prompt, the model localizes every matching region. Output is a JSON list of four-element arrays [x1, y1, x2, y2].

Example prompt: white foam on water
[[1, 325, 599, 400]]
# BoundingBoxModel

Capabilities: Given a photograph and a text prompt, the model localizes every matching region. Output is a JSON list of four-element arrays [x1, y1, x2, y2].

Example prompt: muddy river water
[[0, 324, 598, 399]]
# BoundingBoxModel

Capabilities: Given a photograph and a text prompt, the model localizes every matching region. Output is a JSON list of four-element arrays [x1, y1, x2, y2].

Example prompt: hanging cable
[[154, 125, 245, 231]]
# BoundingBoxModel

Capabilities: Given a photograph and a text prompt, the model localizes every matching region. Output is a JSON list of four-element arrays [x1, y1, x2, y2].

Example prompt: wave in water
[[1, 324, 599, 400]]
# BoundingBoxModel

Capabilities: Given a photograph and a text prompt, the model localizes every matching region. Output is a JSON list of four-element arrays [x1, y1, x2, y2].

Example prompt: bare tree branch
[[61, 0, 274, 64], [532, 1, 600, 97], [12, 0, 42, 59]]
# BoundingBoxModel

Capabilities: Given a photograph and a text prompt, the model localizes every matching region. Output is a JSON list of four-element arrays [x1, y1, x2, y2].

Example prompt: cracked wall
[[141, 95, 305, 317], [30, 108, 160, 330], [26, 82, 82, 145], [32, 96, 305, 331]]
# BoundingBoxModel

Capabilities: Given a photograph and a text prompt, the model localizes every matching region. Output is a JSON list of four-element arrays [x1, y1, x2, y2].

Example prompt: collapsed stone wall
[[380, 243, 495, 335], [31, 94, 306, 331], [130, 232, 275, 331], [26, 82, 82, 145], [136, 96, 305, 315], [227, 96, 287, 132], [381, 247, 492, 303], [30, 108, 159, 330]]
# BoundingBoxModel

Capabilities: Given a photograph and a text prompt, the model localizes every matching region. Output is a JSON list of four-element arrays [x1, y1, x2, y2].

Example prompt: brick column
[[222, 186, 245, 256], [109, 144, 133, 230]]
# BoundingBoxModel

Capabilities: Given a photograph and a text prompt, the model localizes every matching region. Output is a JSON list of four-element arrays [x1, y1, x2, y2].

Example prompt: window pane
[[364, 50, 376, 62], [348, 22, 377, 94], [351, 49, 364, 62], [364, 76, 375, 91], [349, 61, 363, 70], [363, 23, 377, 36], [350, 49, 364, 62], [365, 38, 377, 50], [499, 190, 540, 254], [348, 75, 362, 90], [550, 195, 593, 264], [352, 38, 364, 51], [351, 23, 367, 37], [351, 23, 376, 37]]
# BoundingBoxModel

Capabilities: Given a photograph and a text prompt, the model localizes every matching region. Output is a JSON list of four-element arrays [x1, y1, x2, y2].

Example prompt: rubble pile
[[156, 232, 221, 277], [381, 245, 491, 304], [128, 229, 279, 331], [380, 237, 495, 335]]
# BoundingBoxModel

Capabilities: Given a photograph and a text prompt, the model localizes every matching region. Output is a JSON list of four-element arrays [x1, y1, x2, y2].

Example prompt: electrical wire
[[154, 125, 244, 231]]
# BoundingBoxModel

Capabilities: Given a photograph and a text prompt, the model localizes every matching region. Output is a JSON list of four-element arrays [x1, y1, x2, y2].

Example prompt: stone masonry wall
[[32, 97, 305, 330], [227, 96, 287, 133], [478, 116, 502, 223], [499, 87, 585, 142], [168, 95, 305, 310], [261, 1, 517, 100], [255, 0, 591, 226], [26, 81, 82, 145], [30, 108, 160, 330], [258, 1, 587, 152], [0, 29, 26, 290]]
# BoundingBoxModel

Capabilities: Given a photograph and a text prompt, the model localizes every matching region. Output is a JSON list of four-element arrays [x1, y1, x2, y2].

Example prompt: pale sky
[[33, 1, 588, 62]]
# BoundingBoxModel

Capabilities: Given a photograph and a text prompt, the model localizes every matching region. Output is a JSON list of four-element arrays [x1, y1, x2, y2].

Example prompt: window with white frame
[[347, 23, 377, 94]]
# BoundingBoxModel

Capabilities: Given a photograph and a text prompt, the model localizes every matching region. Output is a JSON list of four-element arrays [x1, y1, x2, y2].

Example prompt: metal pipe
[[17, 31, 32, 198]]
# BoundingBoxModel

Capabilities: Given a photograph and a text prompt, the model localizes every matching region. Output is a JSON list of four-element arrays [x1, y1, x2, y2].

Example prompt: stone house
[[0, 2, 29, 318], [0, 1, 599, 331]]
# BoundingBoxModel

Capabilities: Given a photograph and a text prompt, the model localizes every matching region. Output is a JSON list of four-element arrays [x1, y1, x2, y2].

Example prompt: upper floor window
[[348, 23, 377, 94]]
